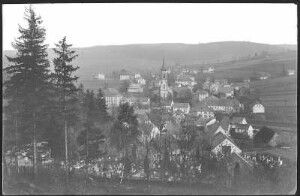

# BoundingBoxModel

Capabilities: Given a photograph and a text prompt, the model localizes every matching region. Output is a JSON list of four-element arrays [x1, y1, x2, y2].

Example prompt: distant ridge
[[3, 41, 296, 80]]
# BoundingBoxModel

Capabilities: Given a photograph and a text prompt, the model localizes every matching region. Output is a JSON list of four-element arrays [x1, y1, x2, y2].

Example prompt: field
[[211, 51, 296, 79], [249, 76, 297, 123]]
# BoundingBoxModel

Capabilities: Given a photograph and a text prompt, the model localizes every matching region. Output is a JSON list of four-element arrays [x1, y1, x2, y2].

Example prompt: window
[[222, 146, 231, 155]]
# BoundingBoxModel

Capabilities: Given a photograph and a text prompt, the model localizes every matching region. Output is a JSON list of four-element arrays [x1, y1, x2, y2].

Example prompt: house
[[203, 66, 214, 73], [121, 95, 150, 114], [161, 100, 173, 113], [250, 100, 265, 114], [287, 70, 295, 76], [120, 75, 130, 80], [232, 124, 254, 139], [211, 132, 242, 155], [216, 86, 234, 97], [209, 83, 220, 94], [104, 88, 123, 108], [192, 105, 215, 119], [95, 72, 105, 80], [230, 116, 247, 127], [203, 81, 211, 90], [172, 102, 191, 114], [214, 79, 228, 85], [231, 83, 249, 90], [215, 115, 231, 136], [258, 72, 270, 80], [135, 73, 141, 78], [137, 78, 146, 85], [198, 90, 209, 102], [201, 96, 241, 113], [120, 70, 130, 80], [175, 75, 197, 87], [195, 117, 209, 127], [243, 78, 251, 83], [127, 83, 143, 93]]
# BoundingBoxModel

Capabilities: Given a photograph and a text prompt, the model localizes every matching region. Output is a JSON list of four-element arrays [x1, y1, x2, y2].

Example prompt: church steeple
[[161, 57, 166, 71]]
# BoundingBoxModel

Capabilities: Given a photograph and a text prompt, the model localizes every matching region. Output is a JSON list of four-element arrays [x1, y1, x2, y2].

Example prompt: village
[[3, 4, 296, 195], [4, 58, 296, 194]]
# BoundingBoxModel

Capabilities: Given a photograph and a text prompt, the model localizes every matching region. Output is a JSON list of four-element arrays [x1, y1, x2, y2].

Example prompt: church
[[160, 58, 173, 99]]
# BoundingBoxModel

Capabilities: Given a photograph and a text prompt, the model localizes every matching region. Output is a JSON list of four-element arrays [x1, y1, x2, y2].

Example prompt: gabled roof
[[198, 90, 209, 95], [192, 105, 214, 113], [231, 82, 249, 88], [173, 102, 190, 109], [217, 86, 233, 94], [219, 115, 231, 131], [249, 99, 264, 108], [205, 121, 220, 140], [235, 124, 251, 130], [231, 116, 246, 125], [214, 79, 228, 84], [211, 132, 239, 150], [173, 109, 185, 116], [104, 88, 122, 97], [176, 75, 193, 82], [161, 100, 173, 107]]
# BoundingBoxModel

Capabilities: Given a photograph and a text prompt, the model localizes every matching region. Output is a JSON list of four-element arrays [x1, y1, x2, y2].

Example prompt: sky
[[2, 3, 297, 50]]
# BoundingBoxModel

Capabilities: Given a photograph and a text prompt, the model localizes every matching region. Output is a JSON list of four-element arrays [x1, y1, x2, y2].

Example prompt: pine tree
[[77, 90, 108, 162], [95, 88, 109, 122], [52, 36, 79, 183], [3, 6, 51, 177], [110, 103, 139, 156]]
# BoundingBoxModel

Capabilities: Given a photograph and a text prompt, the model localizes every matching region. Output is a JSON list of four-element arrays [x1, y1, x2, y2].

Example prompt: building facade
[[160, 58, 169, 99]]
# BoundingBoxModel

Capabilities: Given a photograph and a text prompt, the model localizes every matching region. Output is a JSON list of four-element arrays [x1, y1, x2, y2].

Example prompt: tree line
[[3, 6, 139, 183]]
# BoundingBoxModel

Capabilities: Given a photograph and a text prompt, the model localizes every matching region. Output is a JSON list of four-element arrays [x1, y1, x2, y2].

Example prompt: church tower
[[160, 58, 169, 99]]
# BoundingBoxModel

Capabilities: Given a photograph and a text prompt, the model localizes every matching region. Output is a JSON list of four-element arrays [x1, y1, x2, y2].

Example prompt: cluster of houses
[[101, 59, 281, 172]]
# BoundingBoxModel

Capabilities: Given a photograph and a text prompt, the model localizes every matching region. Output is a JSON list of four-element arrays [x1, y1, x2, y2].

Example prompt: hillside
[[3, 41, 296, 81]]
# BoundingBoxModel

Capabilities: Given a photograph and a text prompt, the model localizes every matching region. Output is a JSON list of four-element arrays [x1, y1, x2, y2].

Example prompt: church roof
[[161, 57, 167, 71]]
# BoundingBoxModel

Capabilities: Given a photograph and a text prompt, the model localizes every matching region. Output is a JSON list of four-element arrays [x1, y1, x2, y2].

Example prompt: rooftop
[[173, 102, 190, 109], [231, 116, 246, 125]]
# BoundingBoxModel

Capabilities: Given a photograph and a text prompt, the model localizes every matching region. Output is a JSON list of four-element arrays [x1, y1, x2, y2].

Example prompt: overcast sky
[[3, 3, 297, 50]]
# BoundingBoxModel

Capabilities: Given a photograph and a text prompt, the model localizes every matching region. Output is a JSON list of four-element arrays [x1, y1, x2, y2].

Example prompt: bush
[[253, 126, 275, 147]]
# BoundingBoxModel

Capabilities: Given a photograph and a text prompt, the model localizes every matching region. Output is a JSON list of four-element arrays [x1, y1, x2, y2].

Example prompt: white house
[[104, 88, 123, 108], [287, 70, 295, 76], [203, 67, 215, 73], [127, 83, 143, 93], [230, 117, 247, 128], [120, 74, 130, 80], [135, 73, 141, 78], [234, 124, 254, 139], [211, 132, 242, 155], [198, 90, 209, 102], [137, 78, 146, 85], [95, 73, 105, 80], [251, 101, 265, 114], [172, 103, 191, 114]]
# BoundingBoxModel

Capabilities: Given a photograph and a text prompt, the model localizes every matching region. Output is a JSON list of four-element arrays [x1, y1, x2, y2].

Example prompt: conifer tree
[[52, 36, 79, 183], [3, 6, 51, 177], [77, 90, 108, 162], [95, 88, 109, 122], [110, 103, 139, 156]]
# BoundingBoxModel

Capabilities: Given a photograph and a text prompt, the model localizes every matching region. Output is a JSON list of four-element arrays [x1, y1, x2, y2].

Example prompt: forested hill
[[3, 41, 296, 80]]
